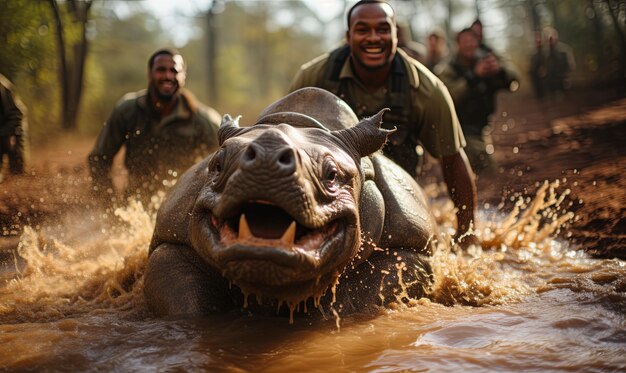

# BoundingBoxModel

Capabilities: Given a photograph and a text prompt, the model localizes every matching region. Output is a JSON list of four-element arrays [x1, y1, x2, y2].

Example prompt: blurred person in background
[[437, 28, 519, 175], [0, 73, 27, 182], [289, 0, 478, 246], [87, 48, 221, 206], [470, 19, 493, 56], [425, 27, 449, 73], [543, 26, 575, 100], [529, 31, 547, 100]]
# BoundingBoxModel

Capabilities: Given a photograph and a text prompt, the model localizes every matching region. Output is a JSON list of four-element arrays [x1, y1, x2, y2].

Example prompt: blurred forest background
[[1, 0, 624, 146]]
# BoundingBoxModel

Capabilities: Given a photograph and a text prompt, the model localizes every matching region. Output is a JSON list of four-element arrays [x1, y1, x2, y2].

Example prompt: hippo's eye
[[209, 150, 225, 175], [326, 169, 337, 183], [322, 161, 339, 191]]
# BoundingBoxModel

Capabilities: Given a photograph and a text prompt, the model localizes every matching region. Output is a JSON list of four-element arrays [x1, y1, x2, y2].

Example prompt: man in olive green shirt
[[437, 28, 519, 174], [0, 73, 27, 180], [88, 49, 221, 204], [289, 0, 478, 245]]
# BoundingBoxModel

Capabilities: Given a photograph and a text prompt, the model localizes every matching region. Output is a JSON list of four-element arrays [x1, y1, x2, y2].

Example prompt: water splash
[[427, 180, 577, 307], [0, 200, 155, 323], [0, 180, 607, 323]]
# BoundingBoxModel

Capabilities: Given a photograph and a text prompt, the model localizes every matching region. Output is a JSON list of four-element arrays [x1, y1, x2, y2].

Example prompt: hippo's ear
[[218, 114, 245, 145], [332, 109, 396, 158]]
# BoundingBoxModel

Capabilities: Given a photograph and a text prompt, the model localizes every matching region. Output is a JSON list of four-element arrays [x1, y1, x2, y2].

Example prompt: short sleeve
[[287, 53, 330, 93], [417, 77, 466, 158]]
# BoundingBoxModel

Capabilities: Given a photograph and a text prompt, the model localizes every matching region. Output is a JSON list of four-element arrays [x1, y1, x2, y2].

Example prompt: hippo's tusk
[[281, 221, 296, 246], [238, 214, 252, 240]]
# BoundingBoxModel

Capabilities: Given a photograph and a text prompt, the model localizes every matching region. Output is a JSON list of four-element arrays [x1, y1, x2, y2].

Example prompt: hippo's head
[[189, 90, 393, 307]]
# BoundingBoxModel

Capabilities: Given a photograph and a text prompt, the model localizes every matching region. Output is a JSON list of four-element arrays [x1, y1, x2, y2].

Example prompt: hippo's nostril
[[277, 148, 295, 167], [243, 145, 257, 163]]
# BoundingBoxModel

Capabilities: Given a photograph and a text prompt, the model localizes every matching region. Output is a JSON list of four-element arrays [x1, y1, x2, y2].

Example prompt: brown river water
[[1, 181, 625, 372]]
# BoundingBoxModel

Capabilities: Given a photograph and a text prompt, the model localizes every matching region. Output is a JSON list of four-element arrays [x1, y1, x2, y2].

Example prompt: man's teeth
[[365, 47, 383, 53]]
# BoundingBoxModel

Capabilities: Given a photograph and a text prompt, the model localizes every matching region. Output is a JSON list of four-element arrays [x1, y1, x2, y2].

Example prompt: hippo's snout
[[240, 129, 297, 176]]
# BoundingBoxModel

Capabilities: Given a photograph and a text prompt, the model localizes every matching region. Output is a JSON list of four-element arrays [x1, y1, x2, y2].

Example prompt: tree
[[196, 1, 326, 121], [0, 1, 61, 142], [47, 0, 93, 131], [599, 0, 626, 89], [0, 2, 53, 82]]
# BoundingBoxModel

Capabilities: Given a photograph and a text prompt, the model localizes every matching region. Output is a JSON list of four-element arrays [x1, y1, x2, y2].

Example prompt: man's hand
[[474, 54, 500, 78], [441, 150, 478, 249]]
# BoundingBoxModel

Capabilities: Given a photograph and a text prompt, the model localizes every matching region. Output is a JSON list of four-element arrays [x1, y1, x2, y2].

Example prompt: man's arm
[[414, 69, 478, 246], [0, 83, 26, 173], [287, 53, 329, 93], [87, 104, 128, 201], [441, 149, 477, 246]]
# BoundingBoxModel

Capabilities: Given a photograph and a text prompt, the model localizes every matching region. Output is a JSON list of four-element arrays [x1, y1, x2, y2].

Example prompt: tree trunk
[[67, 0, 92, 131], [602, 0, 626, 90], [207, 2, 220, 105], [47, 0, 92, 131], [48, 0, 70, 130], [547, 0, 561, 33], [528, 0, 541, 32], [589, 0, 605, 71], [258, 3, 269, 97], [445, 0, 453, 37]]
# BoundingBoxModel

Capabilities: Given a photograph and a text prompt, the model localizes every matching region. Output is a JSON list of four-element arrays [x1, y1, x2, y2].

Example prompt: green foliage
[[0, 0, 60, 143], [181, 1, 326, 123], [0, 1, 53, 81]]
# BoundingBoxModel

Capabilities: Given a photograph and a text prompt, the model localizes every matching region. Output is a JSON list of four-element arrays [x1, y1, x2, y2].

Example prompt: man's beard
[[150, 81, 178, 101]]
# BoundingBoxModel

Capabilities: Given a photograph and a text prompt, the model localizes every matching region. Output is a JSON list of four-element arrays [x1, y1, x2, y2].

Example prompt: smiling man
[[288, 0, 478, 246], [88, 48, 221, 205]]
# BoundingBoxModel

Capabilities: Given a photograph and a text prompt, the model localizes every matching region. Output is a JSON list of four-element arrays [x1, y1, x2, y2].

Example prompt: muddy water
[[1, 182, 625, 372]]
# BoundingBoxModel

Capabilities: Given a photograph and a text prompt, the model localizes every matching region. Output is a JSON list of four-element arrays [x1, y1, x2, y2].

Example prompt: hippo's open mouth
[[208, 200, 343, 270]]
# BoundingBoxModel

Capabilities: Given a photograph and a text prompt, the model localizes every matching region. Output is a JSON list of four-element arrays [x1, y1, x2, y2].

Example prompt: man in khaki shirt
[[289, 0, 478, 245]]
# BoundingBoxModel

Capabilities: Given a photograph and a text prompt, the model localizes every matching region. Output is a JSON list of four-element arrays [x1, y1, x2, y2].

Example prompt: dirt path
[[478, 88, 625, 258], [1, 87, 624, 259]]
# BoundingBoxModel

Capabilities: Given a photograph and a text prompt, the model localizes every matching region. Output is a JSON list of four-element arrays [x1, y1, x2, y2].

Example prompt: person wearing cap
[[288, 0, 478, 247], [88, 49, 221, 204]]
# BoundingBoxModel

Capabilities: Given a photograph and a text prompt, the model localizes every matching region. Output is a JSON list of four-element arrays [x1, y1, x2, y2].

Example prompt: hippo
[[144, 87, 437, 319]]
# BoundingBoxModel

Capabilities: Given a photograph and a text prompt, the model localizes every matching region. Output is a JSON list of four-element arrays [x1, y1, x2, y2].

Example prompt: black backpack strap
[[320, 45, 351, 96], [390, 54, 406, 93]]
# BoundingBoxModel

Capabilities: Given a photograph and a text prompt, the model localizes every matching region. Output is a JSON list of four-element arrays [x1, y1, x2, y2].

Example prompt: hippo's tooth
[[281, 221, 296, 246], [238, 214, 253, 240]]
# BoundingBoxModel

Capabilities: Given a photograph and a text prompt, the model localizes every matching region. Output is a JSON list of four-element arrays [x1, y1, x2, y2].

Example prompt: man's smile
[[159, 80, 176, 89], [363, 46, 384, 54]]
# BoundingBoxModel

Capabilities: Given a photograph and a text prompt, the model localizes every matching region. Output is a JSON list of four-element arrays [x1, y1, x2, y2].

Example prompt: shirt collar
[[137, 89, 192, 121]]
